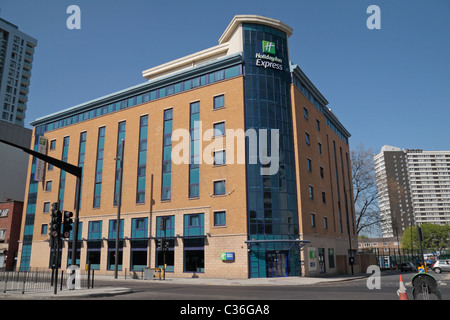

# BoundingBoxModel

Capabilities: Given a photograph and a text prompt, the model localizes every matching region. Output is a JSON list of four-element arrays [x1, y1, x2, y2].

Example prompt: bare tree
[[351, 144, 381, 236]]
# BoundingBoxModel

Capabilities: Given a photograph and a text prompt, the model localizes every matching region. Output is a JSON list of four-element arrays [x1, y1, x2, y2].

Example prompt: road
[[87, 271, 450, 301]]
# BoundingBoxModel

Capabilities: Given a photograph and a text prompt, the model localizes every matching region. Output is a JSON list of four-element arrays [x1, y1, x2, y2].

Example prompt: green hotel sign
[[220, 252, 235, 261], [262, 41, 276, 55], [256, 41, 283, 71]]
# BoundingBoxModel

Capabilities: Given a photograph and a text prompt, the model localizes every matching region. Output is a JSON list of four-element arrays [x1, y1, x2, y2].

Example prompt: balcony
[[18, 94, 28, 102], [22, 69, 31, 78], [23, 61, 32, 70], [25, 45, 34, 55], [24, 53, 33, 62], [20, 85, 29, 94], [15, 118, 24, 126], [16, 109, 25, 117], [17, 102, 27, 110]]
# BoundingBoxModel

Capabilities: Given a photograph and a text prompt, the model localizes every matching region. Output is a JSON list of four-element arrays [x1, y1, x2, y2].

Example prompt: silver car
[[432, 260, 450, 273]]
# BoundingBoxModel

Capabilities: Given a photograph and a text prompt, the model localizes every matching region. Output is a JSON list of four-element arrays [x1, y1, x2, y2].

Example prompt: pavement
[[0, 272, 373, 299]]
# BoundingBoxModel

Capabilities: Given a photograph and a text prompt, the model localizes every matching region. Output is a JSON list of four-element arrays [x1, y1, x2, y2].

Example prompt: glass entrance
[[266, 251, 290, 277]]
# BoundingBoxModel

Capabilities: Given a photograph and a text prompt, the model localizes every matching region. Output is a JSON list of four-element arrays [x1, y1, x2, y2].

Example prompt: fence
[[0, 267, 95, 294], [360, 248, 450, 270]]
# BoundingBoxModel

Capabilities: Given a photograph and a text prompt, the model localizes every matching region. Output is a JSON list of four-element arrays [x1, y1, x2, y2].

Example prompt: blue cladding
[[242, 23, 300, 278]]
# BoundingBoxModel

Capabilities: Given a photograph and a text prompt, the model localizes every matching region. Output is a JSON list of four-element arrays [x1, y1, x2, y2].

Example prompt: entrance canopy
[[245, 239, 310, 250]]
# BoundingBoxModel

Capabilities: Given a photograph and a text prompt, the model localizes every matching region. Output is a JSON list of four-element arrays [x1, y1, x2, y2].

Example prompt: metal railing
[[359, 248, 450, 269], [0, 267, 95, 294]]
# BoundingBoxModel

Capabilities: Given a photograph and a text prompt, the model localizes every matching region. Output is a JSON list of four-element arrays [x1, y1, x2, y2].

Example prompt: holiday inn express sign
[[262, 40, 275, 55], [256, 41, 283, 70]]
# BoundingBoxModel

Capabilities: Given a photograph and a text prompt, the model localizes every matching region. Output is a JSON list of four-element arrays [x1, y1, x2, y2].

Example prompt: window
[[107, 219, 124, 270], [108, 219, 124, 239], [88, 221, 102, 240], [213, 94, 225, 110], [76, 132, 87, 209], [322, 191, 326, 204], [155, 216, 175, 271], [213, 122, 225, 137], [184, 213, 204, 237], [41, 224, 47, 235], [131, 217, 149, 271], [43, 202, 50, 213], [214, 150, 225, 166], [132, 218, 148, 239], [87, 221, 102, 270], [114, 121, 126, 206], [318, 143, 322, 154], [305, 132, 310, 146], [303, 107, 308, 120], [324, 217, 328, 230], [50, 139, 56, 150], [311, 213, 316, 227], [189, 103, 200, 198], [309, 185, 314, 200], [320, 166, 324, 179], [136, 115, 148, 203], [214, 211, 226, 226], [316, 119, 320, 131], [161, 109, 173, 201], [183, 214, 204, 273], [0, 229, 6, 240], [214, 180, 226, 196], [307, 158, 312, 172], [57, 136, 70, 209], [45, 180, 52, 191], [93, 127, 105, 208]]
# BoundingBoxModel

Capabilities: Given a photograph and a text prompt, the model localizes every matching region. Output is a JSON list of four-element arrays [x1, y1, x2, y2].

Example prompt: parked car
[[432, 260, 450, 273], [399, 262, 416, 272]]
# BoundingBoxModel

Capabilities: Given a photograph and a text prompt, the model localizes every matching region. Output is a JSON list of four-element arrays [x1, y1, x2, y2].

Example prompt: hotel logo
[[262, 41, 275, 55], [255, 41, 283, 71]]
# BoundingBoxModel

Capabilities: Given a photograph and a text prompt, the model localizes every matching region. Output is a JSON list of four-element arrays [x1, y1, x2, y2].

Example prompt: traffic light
[[62, 211, 73, 238], [50, 202, 62, 239], [157, 239, 163, 250], [158, 217, 166, 231]]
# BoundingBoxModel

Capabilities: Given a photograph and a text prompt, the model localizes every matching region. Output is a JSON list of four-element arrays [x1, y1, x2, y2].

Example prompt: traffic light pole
[[50, 201, 62, 295], [71, 177, 81, 272], [0, 138, 82, 287], [54, 235, 60, 295]]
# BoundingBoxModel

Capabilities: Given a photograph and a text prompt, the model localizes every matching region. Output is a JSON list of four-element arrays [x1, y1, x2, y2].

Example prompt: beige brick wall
[[18, 76, 250, 278]]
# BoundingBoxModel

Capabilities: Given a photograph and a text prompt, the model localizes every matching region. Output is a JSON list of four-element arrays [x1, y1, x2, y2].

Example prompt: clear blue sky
[[2, 0, 449, 154]]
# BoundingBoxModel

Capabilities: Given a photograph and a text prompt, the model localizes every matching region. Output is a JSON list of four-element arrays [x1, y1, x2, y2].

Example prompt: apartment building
[[0, 18, 37, 126], [407, 149, 450, 225], [17, 15, 356, 278], [374, 146, 450, 238]]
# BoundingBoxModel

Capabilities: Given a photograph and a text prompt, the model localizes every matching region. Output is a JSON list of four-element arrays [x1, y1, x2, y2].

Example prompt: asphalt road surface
[[87, 271, 450, 301]]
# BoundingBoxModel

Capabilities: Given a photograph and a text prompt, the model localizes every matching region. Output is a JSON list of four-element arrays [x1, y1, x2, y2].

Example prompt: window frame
[[213, 180, 226, 196], [213, 94, 225, 110], [213, 211, 226, 227]]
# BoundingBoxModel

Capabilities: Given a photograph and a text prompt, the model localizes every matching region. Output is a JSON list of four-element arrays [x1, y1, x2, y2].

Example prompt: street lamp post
[[114, 139, 125, 279]]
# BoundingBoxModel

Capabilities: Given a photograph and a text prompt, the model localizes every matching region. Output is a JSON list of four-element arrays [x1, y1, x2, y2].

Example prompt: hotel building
[[17, 15, 357, 278]]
